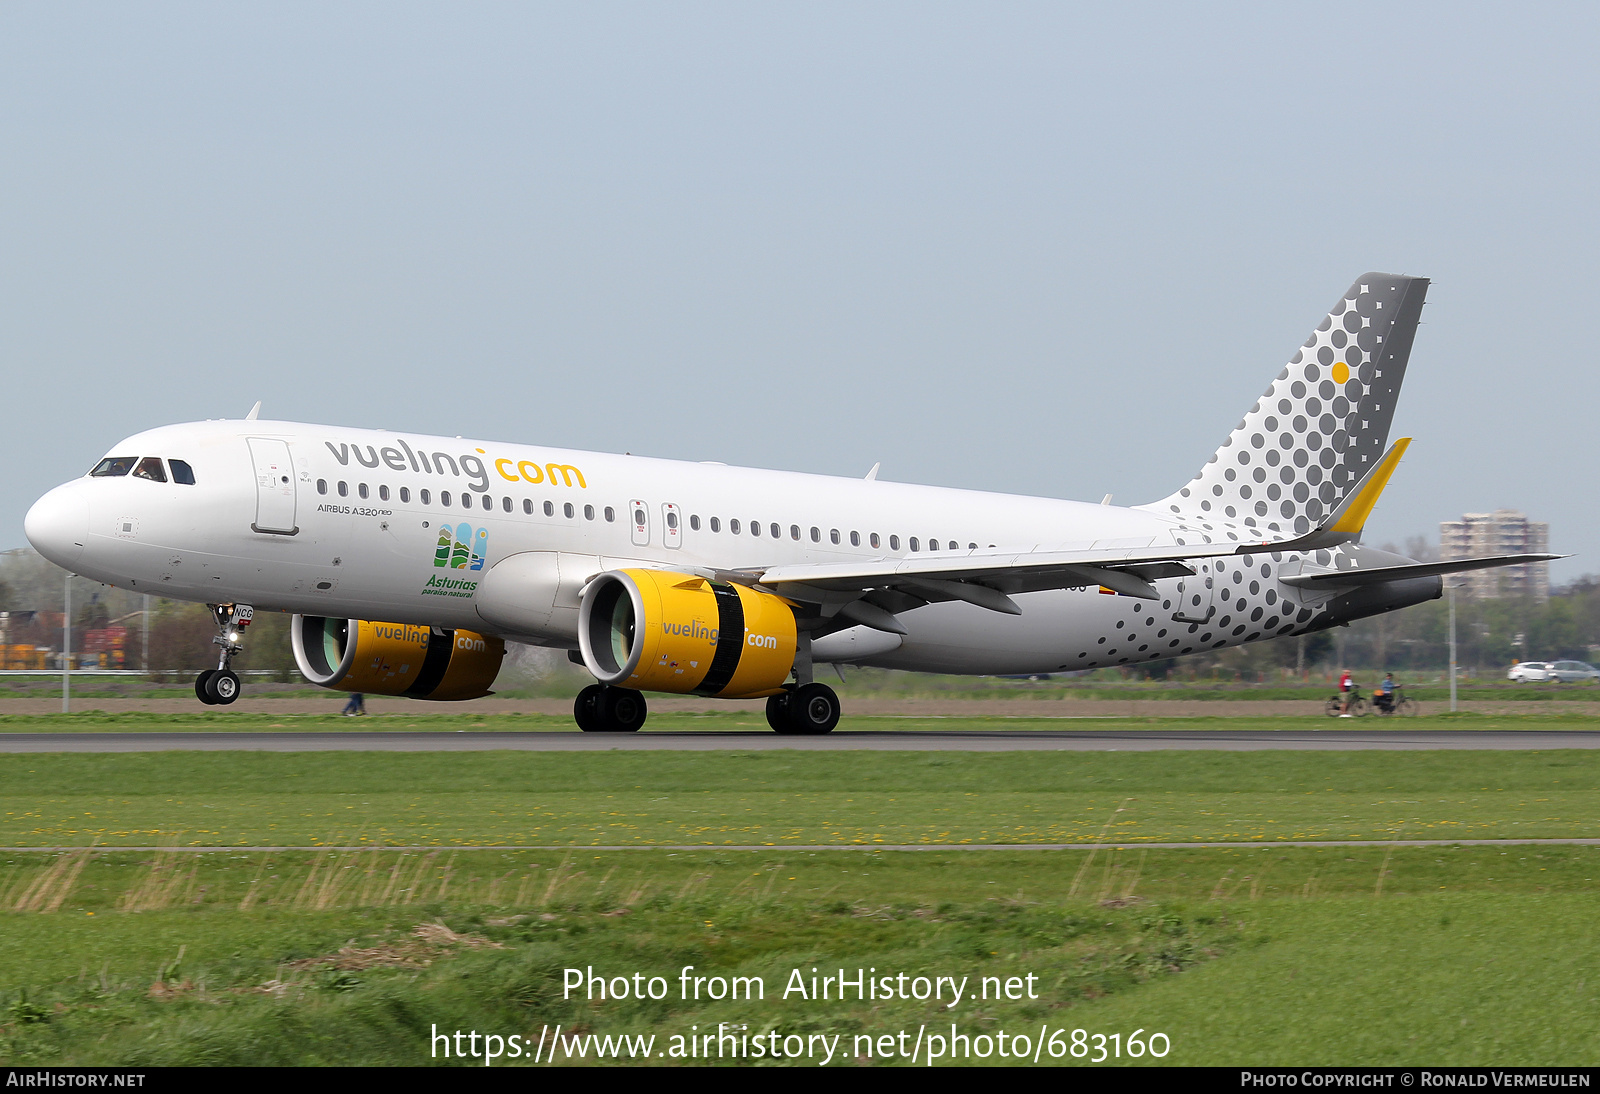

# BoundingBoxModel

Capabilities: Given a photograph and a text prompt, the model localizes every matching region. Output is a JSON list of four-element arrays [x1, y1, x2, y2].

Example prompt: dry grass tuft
[[411, 921, 502, 949], [7, 848, 95, 913], [281, 921, 502, 974]]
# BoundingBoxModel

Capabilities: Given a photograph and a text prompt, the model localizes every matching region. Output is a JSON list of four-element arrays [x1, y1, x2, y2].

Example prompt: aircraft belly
[[862, 589, 1142, 676]]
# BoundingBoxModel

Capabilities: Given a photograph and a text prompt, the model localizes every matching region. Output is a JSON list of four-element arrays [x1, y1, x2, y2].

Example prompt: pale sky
[[3, 3, 1596, 581]]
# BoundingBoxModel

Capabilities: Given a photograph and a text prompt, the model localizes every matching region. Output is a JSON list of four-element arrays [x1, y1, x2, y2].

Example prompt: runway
[[3, 728, 1600, 752]]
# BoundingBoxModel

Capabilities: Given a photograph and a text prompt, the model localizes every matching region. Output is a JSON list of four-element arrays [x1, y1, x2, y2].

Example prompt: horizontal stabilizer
[[1281, 553, 1565, 589]]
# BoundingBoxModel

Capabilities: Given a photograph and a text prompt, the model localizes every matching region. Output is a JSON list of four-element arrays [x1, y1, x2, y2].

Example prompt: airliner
[[24, 273, 1556, 732]]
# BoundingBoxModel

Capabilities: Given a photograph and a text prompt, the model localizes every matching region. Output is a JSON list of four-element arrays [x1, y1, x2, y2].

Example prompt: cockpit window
[[132, 457, 167, 482], [89, 457, 136, 477], [169, 459, 196, 485]]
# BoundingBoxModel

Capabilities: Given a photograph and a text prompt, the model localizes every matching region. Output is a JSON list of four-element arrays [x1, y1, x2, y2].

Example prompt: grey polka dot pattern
[[1148, 273, 1429, 537]]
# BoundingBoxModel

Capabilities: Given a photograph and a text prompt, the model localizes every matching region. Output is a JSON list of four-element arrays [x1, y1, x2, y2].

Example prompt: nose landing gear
[[195, 604, 252, 706]]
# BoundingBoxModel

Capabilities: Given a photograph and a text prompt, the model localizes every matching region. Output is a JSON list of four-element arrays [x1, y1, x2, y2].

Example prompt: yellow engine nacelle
[[578, 569, 797, 698], [290, 616, 505, 701]]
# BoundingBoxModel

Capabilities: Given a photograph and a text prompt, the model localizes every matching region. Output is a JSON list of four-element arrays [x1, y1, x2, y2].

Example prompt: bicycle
[[1324, 690, 1368, 717], [1374, 687, 1419, 716]]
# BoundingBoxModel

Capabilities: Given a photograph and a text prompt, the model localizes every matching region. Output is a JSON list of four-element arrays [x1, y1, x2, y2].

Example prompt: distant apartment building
[[1439, 510, 1550, 601]]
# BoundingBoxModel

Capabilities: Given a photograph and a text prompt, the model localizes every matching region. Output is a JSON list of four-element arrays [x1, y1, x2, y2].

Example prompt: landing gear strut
[[766, 682, 841, 734], [574, 683, 648, 732], [196, 604, 252, 706]]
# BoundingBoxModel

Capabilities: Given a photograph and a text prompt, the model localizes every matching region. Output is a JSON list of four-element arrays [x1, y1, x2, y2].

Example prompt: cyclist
[[1338, 668, 1357, 717], [1374, 672, 1397, 714]]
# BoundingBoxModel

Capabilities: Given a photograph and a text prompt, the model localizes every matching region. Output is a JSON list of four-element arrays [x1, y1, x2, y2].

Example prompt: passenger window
[[689, 515, 701, 531], [851, 531, 860, 547], [585, 505, 595, 520], [440, 491, 451, 506], [928, 539, 938, 551], [968, 542, 977, 550], [564, 502, 575, 518], [830, 529, 840, 545], [503, 497, 512, 513], [133, 457, 167, 483], [338, 481, 349, 497], [604, 506, 615, 522], [709, 516, 720, 532], [869, 533, 880, 549], [909, 537, 919, 552], [169, 460, 196, 485], [89, 456, 136, 477], [751, 521, 761, 537], [889, 535, 900, 551], [789, 524, 800, 541], [811, 527, 821, 542], [400, 487, 410, 503], [317, 479, 328, 495], [771, 523, 781, 539], [544, 501, 554, 516], [523, 499, 533, 514], [379, 485, 390, 501], [667, 511, 679, 529], [358, 483, 370, 499], [420, 489, 431, 504], [729, 518, 740, 534]]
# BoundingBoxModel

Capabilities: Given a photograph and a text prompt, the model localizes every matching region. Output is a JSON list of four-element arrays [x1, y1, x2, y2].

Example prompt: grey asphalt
[[3, 728, 1600, 752]]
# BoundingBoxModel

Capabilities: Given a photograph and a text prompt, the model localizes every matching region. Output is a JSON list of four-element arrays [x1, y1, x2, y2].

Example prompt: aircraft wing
[[751, 438, 1420, 617], [746, 545, 1214, 633], [1280, 554, 1565, 589], [733, 437, 1561, 634]]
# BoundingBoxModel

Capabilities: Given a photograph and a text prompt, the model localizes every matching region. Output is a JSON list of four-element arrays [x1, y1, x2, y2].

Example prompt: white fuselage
[[26, 418, 1406, 677]]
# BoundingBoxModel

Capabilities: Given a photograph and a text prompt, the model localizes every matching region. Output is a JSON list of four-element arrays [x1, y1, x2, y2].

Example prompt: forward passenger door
[[247, 438, 298, 535]]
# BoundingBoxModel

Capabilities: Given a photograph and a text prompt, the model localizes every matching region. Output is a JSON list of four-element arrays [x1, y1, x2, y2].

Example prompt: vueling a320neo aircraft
[[25, 274, 1557, 732]]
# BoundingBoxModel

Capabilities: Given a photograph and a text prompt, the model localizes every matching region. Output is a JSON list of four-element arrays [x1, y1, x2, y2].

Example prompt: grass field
[[1, 736, 1598, 1065], [2, 709, 1600, 733], [3, 669, 1598, 704], [1, 845, 1597, 1065], [1, 747, 1599, 847]]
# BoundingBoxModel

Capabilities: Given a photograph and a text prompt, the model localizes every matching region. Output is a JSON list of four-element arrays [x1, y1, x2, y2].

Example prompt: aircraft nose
[[25, 483, 89, 569]]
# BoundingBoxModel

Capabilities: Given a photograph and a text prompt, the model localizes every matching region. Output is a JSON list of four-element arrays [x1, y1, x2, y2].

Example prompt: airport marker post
[[62, 572, 70, 715], [1448, 584, 1457, 713]]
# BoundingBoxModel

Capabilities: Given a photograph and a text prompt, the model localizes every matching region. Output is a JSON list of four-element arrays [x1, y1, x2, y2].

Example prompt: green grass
[[5, 668, 1599, 704], [2, 742, 1599, 1064], [3, 709, 1600, 734], [2, 845, 1597, 1065], [3, 748, 1600, 847]]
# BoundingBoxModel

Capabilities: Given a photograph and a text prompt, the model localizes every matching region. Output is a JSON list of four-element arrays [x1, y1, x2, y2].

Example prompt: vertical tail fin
[[1144, 273, 1429, 539]]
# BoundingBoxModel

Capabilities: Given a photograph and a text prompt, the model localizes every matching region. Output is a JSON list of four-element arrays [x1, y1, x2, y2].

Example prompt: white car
[[1508, 661, 1553, 682], [1546, 660, 1600, 683]]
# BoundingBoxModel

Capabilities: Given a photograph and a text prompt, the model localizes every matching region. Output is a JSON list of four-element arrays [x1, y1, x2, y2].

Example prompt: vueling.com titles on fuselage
[[325, 440, 586, 493]]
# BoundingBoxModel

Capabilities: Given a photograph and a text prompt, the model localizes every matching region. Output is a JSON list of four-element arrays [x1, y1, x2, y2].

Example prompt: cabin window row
[[311, 480, 984, 554], [316, 480, 615, 522], [684, 514, 979, 553]]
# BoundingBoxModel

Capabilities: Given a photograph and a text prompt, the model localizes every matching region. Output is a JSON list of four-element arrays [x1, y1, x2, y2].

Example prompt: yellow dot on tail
[[1332, 362, 1350, 384]]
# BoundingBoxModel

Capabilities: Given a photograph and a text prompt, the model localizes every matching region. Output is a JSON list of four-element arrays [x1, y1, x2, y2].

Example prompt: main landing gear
[[571, 681, 843, 734], [766, 683, 842, 735], [195, 603, 253, 706], [574, 684, 649, 732]]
